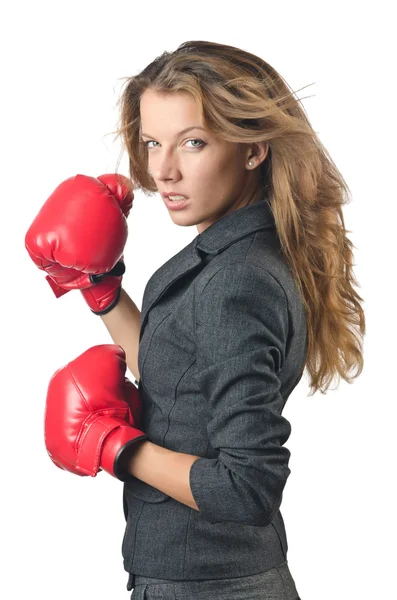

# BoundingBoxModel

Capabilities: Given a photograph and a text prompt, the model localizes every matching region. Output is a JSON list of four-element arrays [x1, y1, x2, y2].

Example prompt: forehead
[[140, 89, 204, 131]]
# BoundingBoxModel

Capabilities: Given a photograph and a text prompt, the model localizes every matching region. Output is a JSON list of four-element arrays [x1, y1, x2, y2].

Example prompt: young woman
[[25, 40, 365, 599]]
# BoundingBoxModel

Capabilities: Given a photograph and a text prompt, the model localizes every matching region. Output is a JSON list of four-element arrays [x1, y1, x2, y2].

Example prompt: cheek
[[194, 155, 236, 184]]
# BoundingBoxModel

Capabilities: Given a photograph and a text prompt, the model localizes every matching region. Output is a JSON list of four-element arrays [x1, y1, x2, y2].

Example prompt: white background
[[1, 1, 396, 598]]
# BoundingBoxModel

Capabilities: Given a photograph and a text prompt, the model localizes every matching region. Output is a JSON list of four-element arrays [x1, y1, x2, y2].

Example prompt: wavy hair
[[110, 40, 365, 396]]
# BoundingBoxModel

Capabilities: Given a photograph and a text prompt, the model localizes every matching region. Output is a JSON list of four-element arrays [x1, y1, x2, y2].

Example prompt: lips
[[163, 196, 189, 210]]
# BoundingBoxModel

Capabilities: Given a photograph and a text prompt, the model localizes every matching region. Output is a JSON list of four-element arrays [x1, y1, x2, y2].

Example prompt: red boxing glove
[[44, 344, 148, 480], [25, 173, 134, 314]]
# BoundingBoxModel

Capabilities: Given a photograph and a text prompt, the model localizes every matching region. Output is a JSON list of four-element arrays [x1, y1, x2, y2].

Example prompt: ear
[[247, 142, 269, 167]]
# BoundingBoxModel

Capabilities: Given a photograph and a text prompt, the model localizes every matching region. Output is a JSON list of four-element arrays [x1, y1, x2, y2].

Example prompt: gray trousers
[[129, 561, 301, 599]]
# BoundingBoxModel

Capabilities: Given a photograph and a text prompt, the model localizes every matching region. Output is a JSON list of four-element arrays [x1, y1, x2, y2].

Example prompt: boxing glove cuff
[[77, 415, 147, 479], [81, 281, 122, 315]]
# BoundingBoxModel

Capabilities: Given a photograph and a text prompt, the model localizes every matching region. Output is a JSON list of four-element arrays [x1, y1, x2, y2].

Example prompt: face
[[139, 88, 268, 234]]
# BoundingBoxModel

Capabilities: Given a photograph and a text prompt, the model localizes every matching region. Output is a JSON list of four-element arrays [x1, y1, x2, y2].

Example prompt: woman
[[26, 40, 365, 599]]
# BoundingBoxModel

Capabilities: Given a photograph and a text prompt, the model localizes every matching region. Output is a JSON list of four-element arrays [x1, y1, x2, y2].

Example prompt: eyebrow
[[140, 126, 207, 138]]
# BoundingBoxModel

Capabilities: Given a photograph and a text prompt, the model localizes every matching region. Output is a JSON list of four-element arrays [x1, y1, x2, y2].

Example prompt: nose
[[150, 147, 181, 182]]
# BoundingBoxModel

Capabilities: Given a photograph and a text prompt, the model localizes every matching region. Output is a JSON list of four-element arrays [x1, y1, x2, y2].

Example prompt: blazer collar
[[139, 194, 275, 340], [195, 193, 275, 255]]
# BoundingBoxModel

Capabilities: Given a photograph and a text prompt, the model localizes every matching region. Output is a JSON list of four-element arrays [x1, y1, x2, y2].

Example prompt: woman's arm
[[99, 287, 141, 383]]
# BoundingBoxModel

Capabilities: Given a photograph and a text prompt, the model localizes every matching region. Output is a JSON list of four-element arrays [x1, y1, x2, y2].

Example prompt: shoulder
[[194, 231, 305, 336], [194, 260, 289, 339], [197, 260, 287, 306], [193, 261, 290, 375], [195, 227, 294, 304]]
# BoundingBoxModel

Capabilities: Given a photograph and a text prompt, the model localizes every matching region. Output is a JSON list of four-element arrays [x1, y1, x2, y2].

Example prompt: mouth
[[161, 192, 188, 200], [163, 195, 189, 210]]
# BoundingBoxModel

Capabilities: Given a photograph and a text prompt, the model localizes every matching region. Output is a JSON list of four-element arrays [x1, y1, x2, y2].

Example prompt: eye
[[143, 139, 206, 149]]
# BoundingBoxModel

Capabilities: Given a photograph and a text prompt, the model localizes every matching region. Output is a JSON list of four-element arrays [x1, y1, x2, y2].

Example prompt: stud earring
[[248, 161, 254, 167]]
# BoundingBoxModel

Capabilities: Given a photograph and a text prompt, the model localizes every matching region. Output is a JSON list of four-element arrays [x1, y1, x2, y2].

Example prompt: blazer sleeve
[[189, 261, 292, 527]]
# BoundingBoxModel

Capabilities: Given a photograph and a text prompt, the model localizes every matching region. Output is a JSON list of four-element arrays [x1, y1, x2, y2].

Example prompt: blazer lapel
[[139, 239, 203, 342]]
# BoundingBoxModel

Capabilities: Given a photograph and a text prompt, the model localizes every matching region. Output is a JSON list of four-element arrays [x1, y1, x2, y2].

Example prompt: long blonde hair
[[111, 40, 365, 397]]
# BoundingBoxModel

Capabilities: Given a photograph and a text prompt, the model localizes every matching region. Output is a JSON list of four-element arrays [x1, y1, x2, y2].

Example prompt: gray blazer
[[122, 194, 308, 585]]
